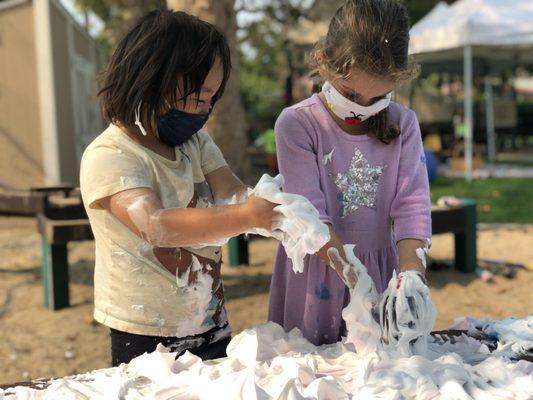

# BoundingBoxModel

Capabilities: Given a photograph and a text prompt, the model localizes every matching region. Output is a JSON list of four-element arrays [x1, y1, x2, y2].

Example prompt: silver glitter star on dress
[[334, 149, 385, 217]]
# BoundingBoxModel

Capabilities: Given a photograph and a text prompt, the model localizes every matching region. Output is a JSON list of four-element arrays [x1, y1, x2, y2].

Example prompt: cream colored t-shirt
[[80, 124, 228, 337]]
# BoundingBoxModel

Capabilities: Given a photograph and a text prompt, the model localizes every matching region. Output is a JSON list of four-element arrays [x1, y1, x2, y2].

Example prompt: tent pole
[[484, 77, 496, 164], [463, 45, 474, 182]]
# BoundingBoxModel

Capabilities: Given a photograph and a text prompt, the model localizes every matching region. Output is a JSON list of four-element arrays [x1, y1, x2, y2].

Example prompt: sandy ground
[[0, 217, 531, 385]]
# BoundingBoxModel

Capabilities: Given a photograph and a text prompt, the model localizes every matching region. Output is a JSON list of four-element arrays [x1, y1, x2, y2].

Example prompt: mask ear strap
[[134, 102, 148, 136]]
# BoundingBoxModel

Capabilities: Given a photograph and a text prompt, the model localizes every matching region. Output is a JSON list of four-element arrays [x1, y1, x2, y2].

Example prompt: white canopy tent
[[409, 0, 533, 181]]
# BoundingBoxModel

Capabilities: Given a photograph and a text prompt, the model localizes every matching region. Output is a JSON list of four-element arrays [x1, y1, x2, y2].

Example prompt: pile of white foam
[[449, 315, 533, 359], [3, 317, 531, 400], [335, 244, 437, 359]]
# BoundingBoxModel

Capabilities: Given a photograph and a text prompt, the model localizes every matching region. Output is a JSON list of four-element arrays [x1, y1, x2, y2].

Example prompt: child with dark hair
[[80, 10, 276, 366], [268, 0, 432, 346]]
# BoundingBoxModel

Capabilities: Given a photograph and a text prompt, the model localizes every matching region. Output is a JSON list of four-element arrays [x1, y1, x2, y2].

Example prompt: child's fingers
[[345, 269, 358, 288], [379, 293, 390, 343], [269, 229, 284, 241], [272, 210, 284, 221], [327, 248, 345, 274], [327, 248, 358, 289]]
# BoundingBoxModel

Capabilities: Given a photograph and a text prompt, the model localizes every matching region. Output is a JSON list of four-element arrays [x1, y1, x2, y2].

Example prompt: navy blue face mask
[[156, 108, 211, 147]]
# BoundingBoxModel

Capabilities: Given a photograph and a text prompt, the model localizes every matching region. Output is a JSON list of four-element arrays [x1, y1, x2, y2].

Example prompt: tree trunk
[[166, 0, 250, 181]]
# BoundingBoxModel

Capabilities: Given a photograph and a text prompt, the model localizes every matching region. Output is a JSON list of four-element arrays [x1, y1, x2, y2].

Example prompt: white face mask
[[322, 81, 391, 125]]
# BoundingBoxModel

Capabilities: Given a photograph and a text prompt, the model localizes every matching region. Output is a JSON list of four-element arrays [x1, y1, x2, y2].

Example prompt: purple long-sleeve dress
[[268, 94, 431, 346]]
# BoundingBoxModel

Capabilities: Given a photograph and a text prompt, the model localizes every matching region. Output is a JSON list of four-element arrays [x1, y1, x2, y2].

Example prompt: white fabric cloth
[[409, 0, 533, 55]]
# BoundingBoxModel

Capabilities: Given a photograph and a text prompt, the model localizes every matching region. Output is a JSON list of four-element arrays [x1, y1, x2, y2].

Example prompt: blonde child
[[269, 0, 431, 345]]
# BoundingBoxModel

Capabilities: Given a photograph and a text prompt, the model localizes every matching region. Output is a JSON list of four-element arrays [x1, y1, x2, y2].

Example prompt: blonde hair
[[311, 0, 419, 143]]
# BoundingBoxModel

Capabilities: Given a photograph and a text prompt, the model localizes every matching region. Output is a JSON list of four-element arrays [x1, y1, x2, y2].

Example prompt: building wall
[[0, 0, 103, 188], [47, 0, 104, 185], [73, 23, 91, 61], [49, 2, 78, 185], [0, 2, 44, 189]]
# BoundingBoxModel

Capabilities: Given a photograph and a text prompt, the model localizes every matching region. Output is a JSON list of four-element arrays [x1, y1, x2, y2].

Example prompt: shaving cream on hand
[[249, 174, 330, 273]]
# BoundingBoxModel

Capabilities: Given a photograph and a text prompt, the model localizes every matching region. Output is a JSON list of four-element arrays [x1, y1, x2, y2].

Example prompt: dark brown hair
[[98, 10, 231, 132], [312, 0, 418, 143]]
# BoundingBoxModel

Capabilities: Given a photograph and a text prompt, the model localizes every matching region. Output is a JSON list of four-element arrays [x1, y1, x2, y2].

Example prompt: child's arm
[[205, 166, 249, 204], [197, 132, 249, 203], [99, 187, 275, 248], [274, 109, 355, 284], [398, 239, 426, 275], [317, 225, 357, 288], [390, 110, 432, 276]]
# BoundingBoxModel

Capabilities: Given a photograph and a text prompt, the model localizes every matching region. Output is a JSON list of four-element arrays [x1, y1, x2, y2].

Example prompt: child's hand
[[241, 195, 279, 231], [327, 247, 359, 289], [378, 270, 435, 355]]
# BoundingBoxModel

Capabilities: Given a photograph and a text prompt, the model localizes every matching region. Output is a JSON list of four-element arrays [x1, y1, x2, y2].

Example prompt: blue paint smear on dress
[[314, 283, 331, 300]]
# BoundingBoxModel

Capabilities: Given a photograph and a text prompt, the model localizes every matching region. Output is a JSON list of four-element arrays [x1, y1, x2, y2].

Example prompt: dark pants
[[110, 324, 231, 367]]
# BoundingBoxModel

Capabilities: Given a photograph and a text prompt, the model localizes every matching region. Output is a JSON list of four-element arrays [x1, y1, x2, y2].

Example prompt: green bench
[[38, 214, 93, 310], [32, 188, 93, 310], [430, 199, 477, 273]]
